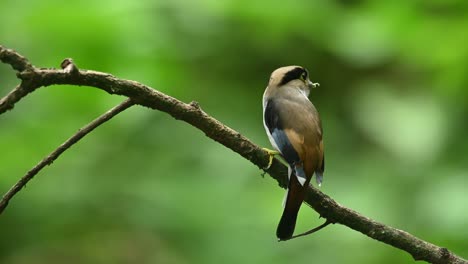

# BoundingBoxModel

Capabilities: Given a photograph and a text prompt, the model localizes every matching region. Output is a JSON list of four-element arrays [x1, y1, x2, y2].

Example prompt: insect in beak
[[308, 80, 320, 89]]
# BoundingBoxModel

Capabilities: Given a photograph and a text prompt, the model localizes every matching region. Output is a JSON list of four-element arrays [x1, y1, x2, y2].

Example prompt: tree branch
[[0, 45, 466, 264], [0, 46, 33, 72]]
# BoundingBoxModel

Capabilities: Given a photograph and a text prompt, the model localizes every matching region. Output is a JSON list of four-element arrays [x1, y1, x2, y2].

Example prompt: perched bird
[[262, 66, 324, 240]]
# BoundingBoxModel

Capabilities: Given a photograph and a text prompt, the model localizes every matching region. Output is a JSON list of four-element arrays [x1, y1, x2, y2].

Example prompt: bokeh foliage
[[1, 0, 467, 263]]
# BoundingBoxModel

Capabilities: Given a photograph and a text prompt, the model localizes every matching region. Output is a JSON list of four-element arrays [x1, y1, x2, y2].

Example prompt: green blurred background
[[1, 0, 467, 263]]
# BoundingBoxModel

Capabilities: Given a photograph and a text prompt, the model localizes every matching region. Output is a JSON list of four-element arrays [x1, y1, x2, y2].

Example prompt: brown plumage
[[263, 66, 324, 240]]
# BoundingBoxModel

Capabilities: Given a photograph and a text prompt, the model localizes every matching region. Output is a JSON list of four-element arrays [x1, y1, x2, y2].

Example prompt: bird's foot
[[262, 148, 280, 170]]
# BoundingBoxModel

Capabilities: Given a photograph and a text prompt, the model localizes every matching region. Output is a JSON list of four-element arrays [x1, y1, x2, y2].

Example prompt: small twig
[[0, 98, 134, 214], [280, 219, 332, 242]]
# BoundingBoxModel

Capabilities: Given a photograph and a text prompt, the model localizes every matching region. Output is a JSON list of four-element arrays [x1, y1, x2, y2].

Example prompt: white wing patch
[[282, 187, 289, 208], [296, 174, 306, 186], [281, 166, 293, 208]]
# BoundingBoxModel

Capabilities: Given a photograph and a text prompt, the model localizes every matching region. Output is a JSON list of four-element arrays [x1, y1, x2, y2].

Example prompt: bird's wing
[[264, 97, 324, 184], [264, 99, 301, 165]]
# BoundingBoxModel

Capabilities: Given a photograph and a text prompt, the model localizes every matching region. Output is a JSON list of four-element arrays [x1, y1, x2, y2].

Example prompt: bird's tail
[[276, 177, 306, 240]]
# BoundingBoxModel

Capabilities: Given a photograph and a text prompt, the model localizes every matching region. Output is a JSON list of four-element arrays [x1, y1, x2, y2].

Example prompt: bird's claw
[[262, 148, 280, 170]]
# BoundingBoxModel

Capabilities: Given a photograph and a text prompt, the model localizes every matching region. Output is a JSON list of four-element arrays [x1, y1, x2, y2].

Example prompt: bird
[[262, 66, 324, 240]]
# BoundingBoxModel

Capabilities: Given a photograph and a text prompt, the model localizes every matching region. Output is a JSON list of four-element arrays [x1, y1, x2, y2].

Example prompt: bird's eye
[[300, 72, 307, 81]]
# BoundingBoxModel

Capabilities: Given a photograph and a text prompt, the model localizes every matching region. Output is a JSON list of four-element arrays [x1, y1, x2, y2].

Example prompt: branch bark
[[1, 45, 466, 264]]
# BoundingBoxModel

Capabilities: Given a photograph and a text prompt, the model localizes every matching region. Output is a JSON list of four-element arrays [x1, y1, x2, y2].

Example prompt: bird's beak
[[308, 80, 320, 89]]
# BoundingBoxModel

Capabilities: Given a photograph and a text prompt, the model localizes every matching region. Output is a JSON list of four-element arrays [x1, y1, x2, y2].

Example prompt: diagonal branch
[[0, 98, 134, 214], [0, 45, 466, 264]]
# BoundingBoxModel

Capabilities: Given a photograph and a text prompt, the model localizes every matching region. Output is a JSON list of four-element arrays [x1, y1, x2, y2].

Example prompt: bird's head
[[268, 66, 319, 97]]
